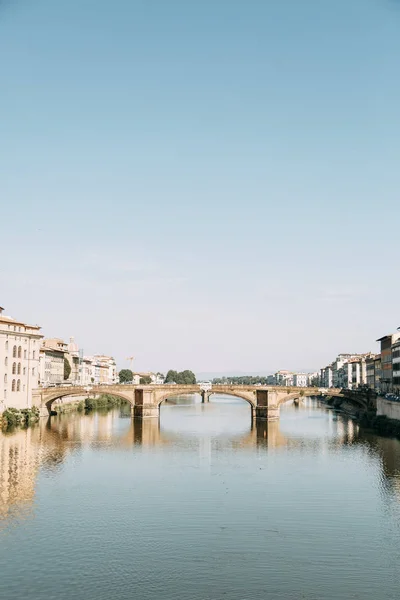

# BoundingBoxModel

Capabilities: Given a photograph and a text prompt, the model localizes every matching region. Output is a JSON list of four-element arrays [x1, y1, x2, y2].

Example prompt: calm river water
[[1, 396, 400, 600]]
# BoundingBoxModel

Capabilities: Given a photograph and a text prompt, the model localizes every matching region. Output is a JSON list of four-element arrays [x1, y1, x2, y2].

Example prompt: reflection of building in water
[[1, 402, 400, 525], [0, 428, 40, 518], [358, 432, 400, 501]]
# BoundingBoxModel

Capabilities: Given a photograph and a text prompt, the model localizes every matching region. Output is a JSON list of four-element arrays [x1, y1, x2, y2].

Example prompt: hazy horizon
[[1, 0, 399, 373]]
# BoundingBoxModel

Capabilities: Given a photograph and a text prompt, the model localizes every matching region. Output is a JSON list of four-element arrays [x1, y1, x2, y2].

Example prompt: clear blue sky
[[1, 0, 399, 374]]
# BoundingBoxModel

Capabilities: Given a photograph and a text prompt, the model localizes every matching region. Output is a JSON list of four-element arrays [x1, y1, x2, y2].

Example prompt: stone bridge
[[32, 384, 343, 421]]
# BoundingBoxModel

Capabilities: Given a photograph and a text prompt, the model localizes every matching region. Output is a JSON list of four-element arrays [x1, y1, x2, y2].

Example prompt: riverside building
[[0, 306, 43, 412], [377, 333, 400, 394], [39, 338, 68, 386]]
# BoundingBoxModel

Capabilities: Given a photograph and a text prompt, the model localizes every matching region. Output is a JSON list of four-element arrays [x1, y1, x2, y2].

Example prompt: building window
[[18, 346, 22, 358], [24, 350, 27, 359], [23, 367, 26, 375], [5, 341, 8, 351], [33, 351, 36, 360], [4, 389, 6, 399], [17, 363, 21, 375], [4, 357, 7, 366], [13, 326, 16, 331], [12, 362, 16, 375], [13, 345, 17, 358], [23, 384, 25, 391], [16, 379, 20, 392], [4, 374, 7, 384], [32, 367, 35, 376], [12, 380, 16, 392]]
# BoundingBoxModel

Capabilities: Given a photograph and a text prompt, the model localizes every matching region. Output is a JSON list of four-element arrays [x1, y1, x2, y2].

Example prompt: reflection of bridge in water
[[1, 399, 399, 524]]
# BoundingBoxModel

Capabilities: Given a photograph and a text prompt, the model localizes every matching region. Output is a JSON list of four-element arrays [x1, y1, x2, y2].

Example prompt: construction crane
[[126, 356, 135, 372]]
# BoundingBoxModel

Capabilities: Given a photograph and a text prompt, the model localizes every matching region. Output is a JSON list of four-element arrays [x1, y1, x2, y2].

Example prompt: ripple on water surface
[[0, 397, 400, 600]]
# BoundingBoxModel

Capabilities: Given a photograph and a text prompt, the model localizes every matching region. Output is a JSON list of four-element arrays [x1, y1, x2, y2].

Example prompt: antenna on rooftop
[[126, 356, 135, 371]]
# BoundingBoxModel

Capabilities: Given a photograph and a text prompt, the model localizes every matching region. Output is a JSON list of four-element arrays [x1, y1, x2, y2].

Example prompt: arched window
[[24, 350, 27, 359], [12, 362, 16, 374], [5, 341, 8, 351], [4, 357, 7, 366], [12, 345, 17, 358], [18, 346, 22, 358], [17, 363, 21, 375], [16, 380, 20, 392], [12, 380, 16, 392], [4, 374, 7, 384]]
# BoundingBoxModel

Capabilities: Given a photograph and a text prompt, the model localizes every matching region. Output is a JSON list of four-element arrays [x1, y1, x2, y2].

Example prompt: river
[[0, 395, 400, 600]]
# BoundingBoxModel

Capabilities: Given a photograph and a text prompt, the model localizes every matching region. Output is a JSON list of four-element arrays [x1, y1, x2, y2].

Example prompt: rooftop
[[0, 310, 41, 330]]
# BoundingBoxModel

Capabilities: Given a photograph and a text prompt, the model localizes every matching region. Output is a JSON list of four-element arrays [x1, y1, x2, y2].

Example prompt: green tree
[[165, 370, 179, 383], [119, 369, 133, 383], [139, 375, 152, 384], [212, 375, 268, 385], [179, 370, 196, 384], [64, 357, 71, 380], [165, 370, 196, 384]]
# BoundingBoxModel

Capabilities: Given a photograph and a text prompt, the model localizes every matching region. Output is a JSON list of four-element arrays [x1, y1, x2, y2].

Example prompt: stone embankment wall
[[377, 398, 400, 421]]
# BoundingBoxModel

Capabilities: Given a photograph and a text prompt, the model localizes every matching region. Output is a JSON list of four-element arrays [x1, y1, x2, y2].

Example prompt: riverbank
[[0, 406, 40, 429], [1, 394, 126, 430], [323, 395, 400, 440]]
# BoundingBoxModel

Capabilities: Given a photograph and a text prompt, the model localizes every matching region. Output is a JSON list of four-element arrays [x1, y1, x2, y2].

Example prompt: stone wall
[[377, 397, 400, 421]]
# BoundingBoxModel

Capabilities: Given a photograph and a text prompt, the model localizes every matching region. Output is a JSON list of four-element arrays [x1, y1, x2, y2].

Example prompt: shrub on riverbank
[[84, 395, 123, 411], [1, 406, 40, 429]]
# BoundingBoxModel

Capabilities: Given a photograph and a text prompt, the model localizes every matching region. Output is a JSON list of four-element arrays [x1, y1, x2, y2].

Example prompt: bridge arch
[[276, 392, 307, 407], [207, 391, 256, 410], [42, 386, 135, 415], [156, 387, 203, 407], [155, 387, 256, 411]]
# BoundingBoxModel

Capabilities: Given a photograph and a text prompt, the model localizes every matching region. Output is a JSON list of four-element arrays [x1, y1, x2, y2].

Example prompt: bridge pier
[[254, 405, 279, 421], [254, 390, 280, 421], [132, 388, 158, 419], [39, 403, 50, 418], [201, 391, 210, 403]]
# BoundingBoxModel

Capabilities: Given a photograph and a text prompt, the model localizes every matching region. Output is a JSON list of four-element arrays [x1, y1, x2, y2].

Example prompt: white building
[[80, 356, 94, 386], [83, 355, 117, 385], [0, 306, 43, 413], [130, 372, 164, 385], [320, 365, 333, 388], [293, 373, 309, 387], [39, 338, 68, 386], [274, 371, 293, 386], [332, 355, 354, 388], [308, 372, 319, 386]]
